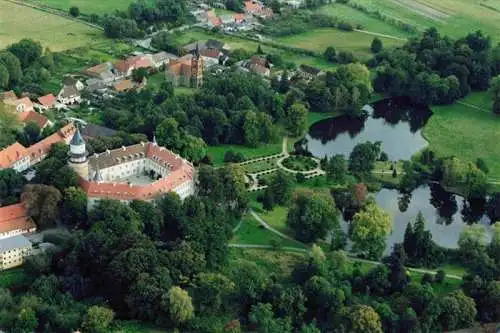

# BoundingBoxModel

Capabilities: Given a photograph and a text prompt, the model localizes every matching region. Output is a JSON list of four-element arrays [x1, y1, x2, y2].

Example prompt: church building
[[68, 127, 196, 208], [165, 44, 204, 88]]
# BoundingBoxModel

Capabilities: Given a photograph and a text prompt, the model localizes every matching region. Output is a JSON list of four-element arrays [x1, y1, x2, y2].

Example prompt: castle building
[[165, 44, 204, 88], [68, 128, 196, 208]]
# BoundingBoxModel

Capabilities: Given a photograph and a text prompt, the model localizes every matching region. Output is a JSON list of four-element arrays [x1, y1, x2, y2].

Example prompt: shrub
[[69, 6, 80, 17], [421, 273, 434, 285], [435, 269, 446, 284]]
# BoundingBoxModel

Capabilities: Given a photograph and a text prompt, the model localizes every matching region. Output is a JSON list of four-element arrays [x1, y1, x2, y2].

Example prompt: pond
[[305, 97, 433, 160]]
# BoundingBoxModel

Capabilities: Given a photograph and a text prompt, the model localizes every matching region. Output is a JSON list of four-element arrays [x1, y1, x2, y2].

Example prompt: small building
[[58, 84, 81, 105], [114, 55, 154, 78], [0, 203, 37, 239], [18, 111, 52, 130], [244, 0, 273, 18], [152, 52, 178, 69], [62, 77, 85, 91], [0, 142, 30, 172], [298, 64, 324, 79], [239, 55, 270, 77], [37, 94, 56, 111], [84, 62, 119, 83], [3, 96, 34, 113], [0, 234, 32, 270]]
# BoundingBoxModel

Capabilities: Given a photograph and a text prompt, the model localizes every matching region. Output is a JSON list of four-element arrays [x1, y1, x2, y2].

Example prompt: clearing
[[423, 92, 500, 180], [34, 0, 153, 14], [275, 28, 405, 61], [0, 0, 105, 51]]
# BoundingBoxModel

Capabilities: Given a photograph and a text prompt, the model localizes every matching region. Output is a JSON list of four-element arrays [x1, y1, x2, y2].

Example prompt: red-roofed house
[[37, 94, 56, 111], [0, 203, 37, 239], [114, 55, 154, 77], [4, 96, 34, 113], [18, 111, 52, 130], [0, 142, 30, 172], [206, 10, 222, 27], [244, 0, 273, 18]]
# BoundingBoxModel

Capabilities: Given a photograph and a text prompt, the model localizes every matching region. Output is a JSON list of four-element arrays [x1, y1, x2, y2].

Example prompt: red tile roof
[[234, 13, 245, 22], [200, 48, 221, 59], [0, 142, 28, 168], [18, 111, 50, 128], [0, 203, 36, 235], [4, 97, 34, 112], [27, 123, 76, 161], [114, 79, 134, 92], [38, 94, 56, 107]]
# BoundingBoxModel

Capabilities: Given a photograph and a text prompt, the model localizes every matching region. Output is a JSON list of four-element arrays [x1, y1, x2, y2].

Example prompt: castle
[[68, 127, 196, 208]]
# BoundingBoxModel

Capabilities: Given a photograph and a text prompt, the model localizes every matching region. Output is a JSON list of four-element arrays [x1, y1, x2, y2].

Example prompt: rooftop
[[0, 234, 31, 253], [0, 203, 36, 235]]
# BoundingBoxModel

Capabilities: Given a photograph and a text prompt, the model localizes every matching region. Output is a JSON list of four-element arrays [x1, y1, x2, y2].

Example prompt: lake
[[305, 97, 433, 160]]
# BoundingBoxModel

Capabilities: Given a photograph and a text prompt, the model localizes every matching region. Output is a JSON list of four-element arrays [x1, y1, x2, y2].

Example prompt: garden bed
[[282, 155, 318, 172]]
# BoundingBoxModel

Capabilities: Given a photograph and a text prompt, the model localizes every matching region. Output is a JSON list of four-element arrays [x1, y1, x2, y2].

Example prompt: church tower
[[68, 125, 89, 180], [190, 43, 204, 89]]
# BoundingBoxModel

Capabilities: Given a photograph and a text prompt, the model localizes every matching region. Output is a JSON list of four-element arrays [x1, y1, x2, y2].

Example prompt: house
[[206, 10, 222, 27], [152, 52, 178, 69], [62, 77, 85, 91], [80, 124, 117, 140], [0, 203, 37, 239], [58, 84, 81, 105], [0, 142, 30, 172], [0, 234, 32, 270], [84, 62, 119, 83], [249, 63, 270, 76], [114, 55, 154, 78], [239, 56, 270, 77], [18, 110, 52, 130], [299, 64, 324, 79], [183, 39, 227, 55], [244, 0, 273, 18], [86, 78, 107, 92], [37, 94, 56, 111], [166, 52, 204, 88], [200, 48, 225, 67], [113, 79, 145, 93], [234, 13, 246, 24], [4, 96, 34, 113]]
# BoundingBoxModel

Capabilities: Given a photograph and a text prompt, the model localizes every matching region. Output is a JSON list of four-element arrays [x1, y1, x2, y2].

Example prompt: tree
[[286, 189, 339, 243], [349, 141, 381, 176], [23, 121, 41, 145], [0, 168, 25, 205], [60, 187, 87, 227], [286, 103, 308, 137], [337, 51, 356, 64], [265, 171, 293, 205], [341, 305, 383, 333], [132, 67, 148, 83], [156, 117, 181, 150], [164, 286, 194, 327], [458, 224, 488, 265], [21, 184, 62, 229], [383, 244, 409, 292], [243, 110, 260, 147], [249, 303, 292, 333], [257, 44, 264, 54], [83, 306, 115, 333], [130, 200, 164, 240], [326, 154, 347, 183], [489, 75, 500, 114], [351, 203, 392, 260], [12, 308, 38, 333], [7, 39, 42, 68], [0, 104, 21, 149], [0, 64, 9, 89], [371, 37, 383, 53], [0, 51, 22, 85], [69, 6, 80, 17], [181, 134, 207, 162], [439, 291, 477, 331], [323, 46, 337, 62], [194, 273, 234, 315]]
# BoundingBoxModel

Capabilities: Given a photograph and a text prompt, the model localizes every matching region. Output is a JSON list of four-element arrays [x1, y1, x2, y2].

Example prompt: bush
[[435, 269, 446, 284], [421, 273, 434, 285], [69, 6, 80, 17], [296, 173, 306, 183], [224, 150, 245, 163], [337, 51, 356, 64], [337, 22, 354, 31]]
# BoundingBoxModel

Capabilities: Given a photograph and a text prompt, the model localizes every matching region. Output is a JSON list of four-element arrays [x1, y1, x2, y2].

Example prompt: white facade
[[11, 156, 31, 172], [0, 236, 32, 270]]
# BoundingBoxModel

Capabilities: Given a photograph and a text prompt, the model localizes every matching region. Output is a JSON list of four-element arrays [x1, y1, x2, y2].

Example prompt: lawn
[[35, 0, 154, 14], [0, 0, 106, 51], [116, 321, 171, 333], [229, 248, 305, 277], [423, 92, 500, 180], [275, 28, 405, 61], [241, 158, 279, 173], [231, 216, 306, 249], [316, 3, 414, 38], [147, 71, 166, 89], [175, 86, 196, 96], [207, 142, 283, 165], [250, 201, 291, 235]]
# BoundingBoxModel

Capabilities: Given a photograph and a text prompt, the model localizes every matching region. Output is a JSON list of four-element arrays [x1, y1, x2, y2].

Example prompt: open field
[[35, 0, 154, 14], [275, 28, 405, 61], [0, 0, 105, 51], [423, 92, 500, 180], [316, 3, 414, 38], [350, 0, 500, 41]]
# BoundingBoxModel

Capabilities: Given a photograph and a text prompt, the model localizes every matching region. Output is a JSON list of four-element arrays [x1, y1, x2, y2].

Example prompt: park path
[[353, 28, 407, 41], [457, 101, 491, 114], [249, 209, 299, 243]]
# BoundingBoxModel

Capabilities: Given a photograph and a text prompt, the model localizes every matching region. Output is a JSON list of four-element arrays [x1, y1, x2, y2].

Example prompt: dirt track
[[388, 0, 450, 23]]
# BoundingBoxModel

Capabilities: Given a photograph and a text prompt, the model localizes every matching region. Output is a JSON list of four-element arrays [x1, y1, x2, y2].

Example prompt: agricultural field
[[275, 28, 405, 61], [315, 3, 414, 38], [423, 92, 500, 180], [349, 0, 500, 41], [35, 0, 153, 14], [0, 0, 106, 51]]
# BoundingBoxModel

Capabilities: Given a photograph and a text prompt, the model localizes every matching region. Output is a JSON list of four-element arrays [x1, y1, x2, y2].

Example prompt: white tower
[[68, 125, 89, 180]]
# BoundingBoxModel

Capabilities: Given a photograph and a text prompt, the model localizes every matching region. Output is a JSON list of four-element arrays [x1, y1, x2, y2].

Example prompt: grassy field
[[316, 3, 414, 38], [229, 248, 305, 277], [275, 28, 405, 61], [0, 0, 105, 51], [423, 92, 500, 180], [349, 0, 500, 42], [231, 216, 307, 249], [35, 0, 154, 14]]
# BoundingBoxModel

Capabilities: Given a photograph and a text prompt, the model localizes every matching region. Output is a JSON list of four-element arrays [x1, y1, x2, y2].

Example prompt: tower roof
[[70, 125, 85, 145]]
